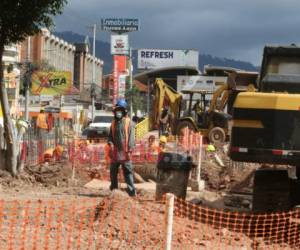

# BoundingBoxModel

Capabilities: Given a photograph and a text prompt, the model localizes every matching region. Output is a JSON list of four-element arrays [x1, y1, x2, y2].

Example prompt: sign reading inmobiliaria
[[137, 49, 199, 69], [101, 18, 139, 32]]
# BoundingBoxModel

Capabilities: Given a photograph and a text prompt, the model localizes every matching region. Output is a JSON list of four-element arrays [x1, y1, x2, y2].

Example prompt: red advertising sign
[[113, 58, 118, 105], [113, 55, 127, 104]]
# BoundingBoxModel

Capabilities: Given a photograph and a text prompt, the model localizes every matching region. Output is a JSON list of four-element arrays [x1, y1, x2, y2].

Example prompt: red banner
[[113, 55, 127, 104]]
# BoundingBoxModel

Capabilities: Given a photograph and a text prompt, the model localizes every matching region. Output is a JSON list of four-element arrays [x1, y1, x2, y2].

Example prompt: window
[[93, 116, 113, 123]]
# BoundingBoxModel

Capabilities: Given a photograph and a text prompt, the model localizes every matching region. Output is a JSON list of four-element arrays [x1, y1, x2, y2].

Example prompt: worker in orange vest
[[43, 145, 64, 162], [107, 99, 136, 197], [36, 107, 48, 150]]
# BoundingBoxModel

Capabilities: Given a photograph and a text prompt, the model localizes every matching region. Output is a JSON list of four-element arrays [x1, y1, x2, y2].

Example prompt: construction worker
[[159, 135, 167, 153], [157, 135, 168, 162], [107, 99, 136, 197], [206, 144, 216, 152], [159, 107, 170, 136], [47, 112, 54, 132], [146, 135, 159, 161], [43, 145, 64, 162], [36, 107, 48, 150]]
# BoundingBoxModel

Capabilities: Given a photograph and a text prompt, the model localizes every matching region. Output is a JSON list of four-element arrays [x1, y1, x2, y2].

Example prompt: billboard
[[111, 34, 129, 55], [118, 74, 127, 98], [113, 55, 127, 104], [31, 71, 72, 95], [177, 75, 227, 100], [113, 59, 118, 105], [101, 18, 139, 32], [137, 49, 199, 69]]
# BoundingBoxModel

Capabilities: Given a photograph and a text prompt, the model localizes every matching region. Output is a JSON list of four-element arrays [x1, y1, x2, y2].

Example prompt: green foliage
[[125, 79, 145, 115], [0, 0, 67, 45], [0, 0, 67, 176], [32, 59, 56, 71]]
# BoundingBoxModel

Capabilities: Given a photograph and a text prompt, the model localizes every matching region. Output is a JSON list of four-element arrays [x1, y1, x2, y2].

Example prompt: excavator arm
[[152, 79, 182, 132], [208, 72, 238, 112]]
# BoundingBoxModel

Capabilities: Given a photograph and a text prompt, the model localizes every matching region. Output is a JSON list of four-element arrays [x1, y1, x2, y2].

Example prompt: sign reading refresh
[[101, 18, 139, 32], [137, 49, 199, 69]]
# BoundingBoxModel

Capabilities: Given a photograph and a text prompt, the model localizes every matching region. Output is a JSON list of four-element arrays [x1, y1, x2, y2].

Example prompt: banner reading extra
[[137, 49, 199, 69], [31, 71, 72, 95]]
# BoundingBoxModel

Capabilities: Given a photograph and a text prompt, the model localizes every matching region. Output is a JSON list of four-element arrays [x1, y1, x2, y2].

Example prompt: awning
[[134, 66, 200, 84]]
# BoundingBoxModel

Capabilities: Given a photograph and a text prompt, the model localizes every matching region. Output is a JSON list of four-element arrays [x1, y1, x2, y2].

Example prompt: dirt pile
[[91, 191, 291, 249], [0, 161, 91, 190], [201, 143, 259, 193], [26, 162, 90, 187]]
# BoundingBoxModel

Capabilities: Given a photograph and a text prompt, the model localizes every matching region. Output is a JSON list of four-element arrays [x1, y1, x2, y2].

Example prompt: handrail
[[135, 117, 149, 140]]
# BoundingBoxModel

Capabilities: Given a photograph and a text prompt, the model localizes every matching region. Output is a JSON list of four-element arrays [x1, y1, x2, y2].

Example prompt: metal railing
[[135, 117, 149, 140]]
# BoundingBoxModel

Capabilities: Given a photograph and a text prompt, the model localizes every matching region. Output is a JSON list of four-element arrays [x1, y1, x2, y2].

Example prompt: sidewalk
[[85, 179, 156, 191]]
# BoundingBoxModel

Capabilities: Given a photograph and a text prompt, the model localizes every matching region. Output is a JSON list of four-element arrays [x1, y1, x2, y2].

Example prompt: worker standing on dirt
[[146, 135, 159, 162], [36, 107, 48, 150], [107, 99, 136, 197], [159, 107, 170, 136]]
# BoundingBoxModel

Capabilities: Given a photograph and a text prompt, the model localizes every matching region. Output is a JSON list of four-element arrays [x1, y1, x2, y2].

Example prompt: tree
[[0, 0, 67, 176], [20, 60, 56, 96], [125, 79, 145, 116]]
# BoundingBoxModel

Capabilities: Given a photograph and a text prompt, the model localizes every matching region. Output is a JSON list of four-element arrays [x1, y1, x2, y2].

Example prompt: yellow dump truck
[[230, 45, 300, 212]]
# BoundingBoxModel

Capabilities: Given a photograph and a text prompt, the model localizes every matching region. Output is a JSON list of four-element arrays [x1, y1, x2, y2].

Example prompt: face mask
[[115, 111, 123, 119]]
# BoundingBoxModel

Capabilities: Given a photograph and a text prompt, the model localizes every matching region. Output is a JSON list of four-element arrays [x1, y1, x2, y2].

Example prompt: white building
[[2, 44, 21, 117]]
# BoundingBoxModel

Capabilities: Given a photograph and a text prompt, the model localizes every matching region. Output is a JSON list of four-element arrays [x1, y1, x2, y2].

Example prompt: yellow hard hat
[[55, 145, 64, 155], [207, 144, 216, 152], [159, 136, 167, 144]]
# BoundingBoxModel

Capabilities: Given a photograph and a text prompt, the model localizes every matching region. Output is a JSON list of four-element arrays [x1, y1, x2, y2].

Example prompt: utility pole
[[91, 24, 96, 121], [25, 37, 30, 121], [129, 47, 133, 119]]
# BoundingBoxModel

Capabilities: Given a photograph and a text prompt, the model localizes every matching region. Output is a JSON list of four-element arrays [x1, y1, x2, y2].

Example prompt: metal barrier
[[135, 117, 149, 140]]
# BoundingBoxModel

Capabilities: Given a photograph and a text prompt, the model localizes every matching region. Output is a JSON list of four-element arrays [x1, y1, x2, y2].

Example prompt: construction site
[[0, 44, 300, 249]]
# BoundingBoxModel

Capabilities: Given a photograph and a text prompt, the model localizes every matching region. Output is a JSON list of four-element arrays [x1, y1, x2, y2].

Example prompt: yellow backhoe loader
[[153, 76, 236, 143]]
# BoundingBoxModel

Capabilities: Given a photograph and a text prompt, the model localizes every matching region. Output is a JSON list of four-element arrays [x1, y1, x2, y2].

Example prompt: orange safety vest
[[111, 117, 131, 152], [36, 113, 48, 129]]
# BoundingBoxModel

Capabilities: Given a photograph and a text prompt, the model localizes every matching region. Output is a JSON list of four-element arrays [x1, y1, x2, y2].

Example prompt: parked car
[[82, 113, 114, 139]]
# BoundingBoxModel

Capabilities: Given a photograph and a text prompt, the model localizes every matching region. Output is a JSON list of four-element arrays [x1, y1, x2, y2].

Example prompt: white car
[[82, 114, 114, 139]]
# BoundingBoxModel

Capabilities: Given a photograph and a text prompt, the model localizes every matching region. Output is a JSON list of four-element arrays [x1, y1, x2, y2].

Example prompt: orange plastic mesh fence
[[0, 196, 299, 249], [0, 196, 165, 250], [21, 130, 203, 183], [173, 197, 300, 249], [21, 129, 202, 165]]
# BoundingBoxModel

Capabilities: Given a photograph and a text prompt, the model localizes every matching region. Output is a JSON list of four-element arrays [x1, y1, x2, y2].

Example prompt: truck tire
[[253, 169, 291, 213], [208, 127, 226, 143]]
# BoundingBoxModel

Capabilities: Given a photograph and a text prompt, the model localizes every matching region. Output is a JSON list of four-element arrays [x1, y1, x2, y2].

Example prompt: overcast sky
[[54, 0, 300, 66]]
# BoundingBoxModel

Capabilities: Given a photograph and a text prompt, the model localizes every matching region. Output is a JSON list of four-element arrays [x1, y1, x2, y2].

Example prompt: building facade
[[20, 28, 104, 94], [2, 44, 21, 116], [20, 28, 76, 74], [73, 42, 103, 92]]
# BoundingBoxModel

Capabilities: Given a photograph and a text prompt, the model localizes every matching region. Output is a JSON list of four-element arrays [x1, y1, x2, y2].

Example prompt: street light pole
[[129, 47, 133, 119], [25, 37, 30, 121], [91, 24, 96, 121]]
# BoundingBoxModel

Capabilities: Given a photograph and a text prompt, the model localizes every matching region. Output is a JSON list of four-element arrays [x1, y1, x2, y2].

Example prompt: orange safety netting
[[0, 196, 299, 249], [0, 196, 165, 250], [172, 197, 300, 249]]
